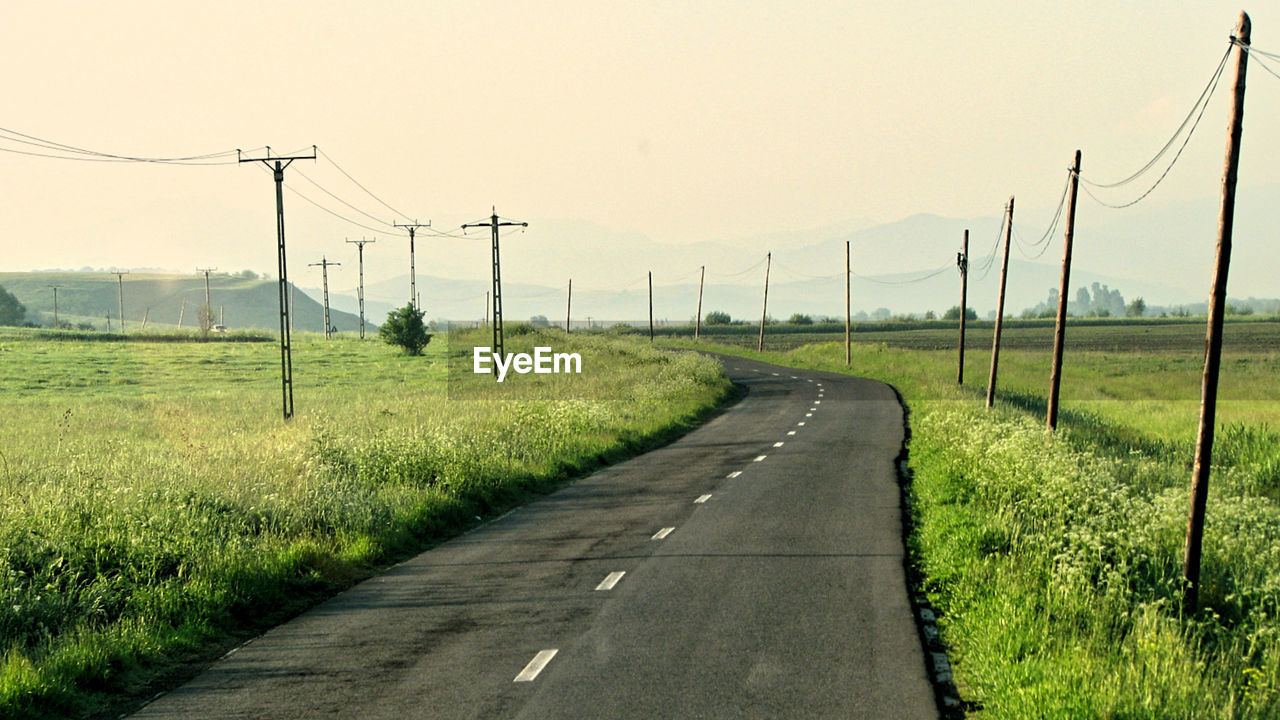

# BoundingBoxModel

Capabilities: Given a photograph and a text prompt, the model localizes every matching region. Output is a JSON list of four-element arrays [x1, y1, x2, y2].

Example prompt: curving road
[[131, 355, 937, 719]]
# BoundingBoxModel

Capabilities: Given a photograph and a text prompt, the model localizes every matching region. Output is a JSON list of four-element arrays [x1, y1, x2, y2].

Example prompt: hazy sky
[[3, 1, 1278, 287]]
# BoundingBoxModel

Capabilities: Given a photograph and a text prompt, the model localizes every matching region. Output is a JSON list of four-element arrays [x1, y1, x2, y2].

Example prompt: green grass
[[0, 326, 733, 718], [665, 323, 1280, 719]]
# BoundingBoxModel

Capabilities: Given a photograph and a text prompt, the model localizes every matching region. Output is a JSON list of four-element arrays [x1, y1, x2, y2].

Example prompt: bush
[[787, 313, 813, 325], [705, 311, 731, 325], [379, 304, 432, 355]]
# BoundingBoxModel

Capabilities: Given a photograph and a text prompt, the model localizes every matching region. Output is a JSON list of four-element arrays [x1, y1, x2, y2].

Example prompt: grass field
[[669, 318, 1280, 719], [0, 326, 733, 719]]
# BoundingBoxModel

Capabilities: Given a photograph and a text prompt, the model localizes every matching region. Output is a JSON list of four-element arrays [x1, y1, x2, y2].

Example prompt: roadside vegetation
[[0, 326, 732, 718], [670, 321, 1280, 719]]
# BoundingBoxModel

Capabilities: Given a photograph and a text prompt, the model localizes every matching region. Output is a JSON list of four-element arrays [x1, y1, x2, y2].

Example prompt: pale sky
[[3, 1, 1278, 289]]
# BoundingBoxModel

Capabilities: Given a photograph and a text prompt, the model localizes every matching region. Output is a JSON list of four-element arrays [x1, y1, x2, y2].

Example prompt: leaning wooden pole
[[1047, 151, 1082, 431], [957, 230, 968, 384], [845, 241, 852, 366], [985, 197, 1014, 409], [1184, 11, 1250, 616], [695, 265, 705, 340], [757, 252, 771, 352]]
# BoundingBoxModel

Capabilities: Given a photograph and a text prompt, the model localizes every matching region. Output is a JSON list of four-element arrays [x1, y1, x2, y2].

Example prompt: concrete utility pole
[[1047, 152, 1082, 430], [309, 257, 341, 339], [986, 197, 1014, 409], [695, 265, 705, 340], [197, 267, 217, 329], [566, 279, 572, 333], [114, 271, 129, 334], [1184, 11, 1251, 616], [239, 146, 316, 421], [845, 241, 852, 366], [957, 231, 968, 384], [392, 221, 430, 312], [48, 285, 63, 328], [347, 237, 376, 339], [757, 252, 771, 353], [462, 208, 527, 361]]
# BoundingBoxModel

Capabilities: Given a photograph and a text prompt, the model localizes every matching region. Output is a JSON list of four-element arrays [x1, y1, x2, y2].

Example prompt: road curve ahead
[[131, 354, 937, 720]]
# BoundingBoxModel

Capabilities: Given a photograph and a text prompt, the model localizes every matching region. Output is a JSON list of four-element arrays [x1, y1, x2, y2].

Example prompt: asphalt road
[[131, 354, 937, 719]]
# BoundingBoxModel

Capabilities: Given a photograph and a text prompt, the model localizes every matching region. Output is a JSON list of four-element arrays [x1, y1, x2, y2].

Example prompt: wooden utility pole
[[197, 267, 217, 331], [308, 257, 341, 339], [695, 265, 705, 340], [48, 285, 63, 329], [393, 221, 429, 312], [648, 271, 654, 341], [114, 272, 129, 334], [463, 208, 527, 361], [957, 231, 968, 384], [845, 241, 852, 366], [141, 307, 150, 330], [566, 279, 572, 333], [1047, 151, 1083, 430], [178, 298, 186, 328], [758, 252, 771, 352], [239, 147, 316, 421], [1184, 11, 1250, 615], [347, 237, 376, 339], [986, 197, 1014, 409]]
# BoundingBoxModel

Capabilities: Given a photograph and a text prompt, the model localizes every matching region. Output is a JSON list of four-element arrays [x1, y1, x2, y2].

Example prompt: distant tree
[[380, 303, 432, 355], [75, 322, 96, 331], [235, 269, 259, 279], [924, 310, 936, 321], [0, 285, 26, 326], [787, 313, 813, 325], [871, 307, 891, 321], [942, 306, 978, 321], [530, 314, 550, 327], [704, 310, 732, 325], [1126, 297, 1146, 318]]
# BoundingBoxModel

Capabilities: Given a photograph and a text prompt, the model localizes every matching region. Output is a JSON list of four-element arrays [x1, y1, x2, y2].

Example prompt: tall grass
[[0, 327, 732, 718], [667, 336, 1280, 719]]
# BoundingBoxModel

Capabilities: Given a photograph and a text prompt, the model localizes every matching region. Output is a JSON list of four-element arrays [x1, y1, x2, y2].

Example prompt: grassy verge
[[0, 327, 733, 718], [665, 335, 1280, 718]]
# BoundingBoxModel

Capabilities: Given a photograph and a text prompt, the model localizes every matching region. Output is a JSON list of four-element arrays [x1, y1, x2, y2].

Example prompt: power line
[[1078, 45, 1231, 190], [851, 262, 954, 286], [317, 149, 414, 223], [0, 126, 251, 165]]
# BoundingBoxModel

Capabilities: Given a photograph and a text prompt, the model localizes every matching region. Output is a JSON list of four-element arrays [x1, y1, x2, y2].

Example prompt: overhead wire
[[974, 206, 1009, 281], [316, 149, 415, 223], [0, 127, 255, 165], [1078, 44, 1230, 209], [851, 262, 954, 285], [1078, 45, 1231, 190]]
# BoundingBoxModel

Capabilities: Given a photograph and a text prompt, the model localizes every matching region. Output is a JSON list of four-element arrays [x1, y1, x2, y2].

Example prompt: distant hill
[[0, 272, 367, 333]]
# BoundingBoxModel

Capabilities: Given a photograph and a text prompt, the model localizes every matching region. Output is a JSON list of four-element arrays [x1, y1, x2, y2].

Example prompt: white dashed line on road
[[727, 471, 742, 478], [805, 413, 813, 418], [798, 421, 806, 426], [787, 430, 796, 436], [596, 571, 626, 591], [514, 649, 558, 682], [652, 527, 675, 540], [754, 455, 767, 462], [695, 494, 712, 504], [773, 442, 784, 447]]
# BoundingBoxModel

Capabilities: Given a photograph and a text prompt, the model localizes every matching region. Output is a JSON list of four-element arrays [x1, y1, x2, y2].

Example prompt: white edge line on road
[[773, 442, 784, 447], [596, 571, 626, 591], [754, 455, 767, 462], [727, 470, 742, 478], [514, 649, 559, 682], [695, 494, 712, 503], [652, 527, 675, 540], [787, 430, 796, 436]]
